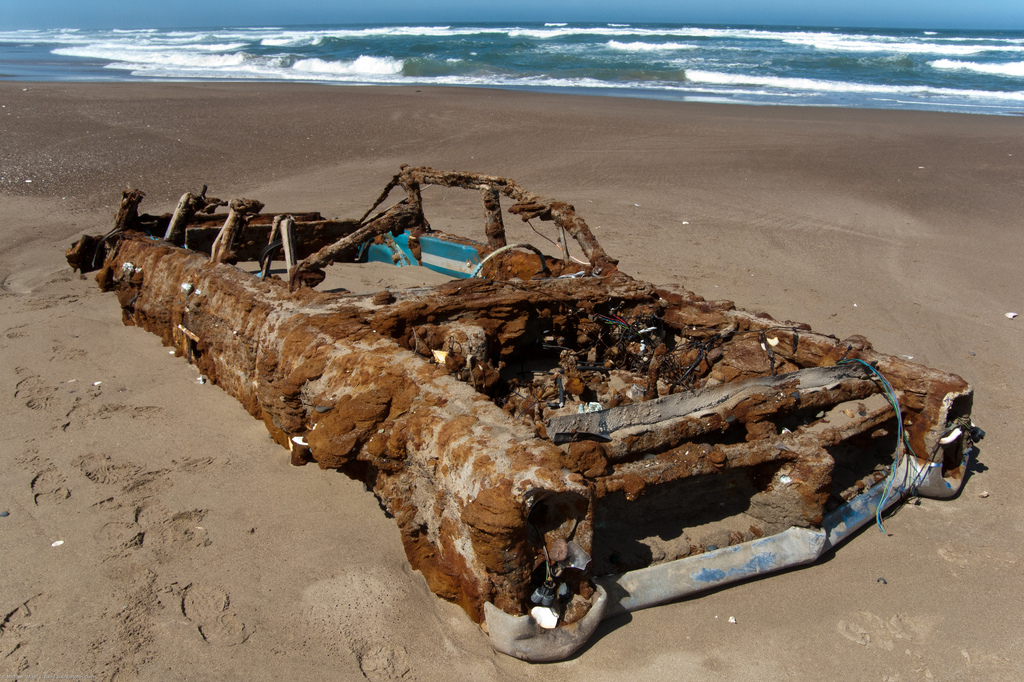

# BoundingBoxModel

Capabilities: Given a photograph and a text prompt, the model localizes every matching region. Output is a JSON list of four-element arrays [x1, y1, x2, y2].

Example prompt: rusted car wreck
[[67, 166, 979, 661]]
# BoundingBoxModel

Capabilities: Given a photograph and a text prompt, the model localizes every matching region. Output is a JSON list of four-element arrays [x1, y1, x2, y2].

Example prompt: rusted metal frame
[[292, 201, 422, 286], [481, 185, 507, 249], [113, 189, 146, 234], [547, 364, 874, 441], [209, 198, 265, 264], [306, 166, 615, 280], [587, 430, 965, 629], [602, 401, 895, 490], [260, 215, 284, 280], [67, 189, 147, 274], [164, 186, 226, 245], [398, 166, 617, 274], [104, 236, 595, 624], [358, 171, 404, 224], [80, 229, 976, 662], [510, 411, 961, 660], [362, 276, 658, 372], [400, 175, 426, 218], [589, 440, 836, 588], [68, 171, 980, 663], [279, 216, 298, 281], [164, 191, 203, 245], [402, 166, 520, 194], [541, 202, 617, 275], [394, 275, 965, 471], [577, 378, 881, 464], [183, 218, 360, 262], [716, 308, 972, 465], [655, 286, 972, 467], [65, 234, 108, 275], [188, 210, 321, 227], [471, 243, 551, 279]]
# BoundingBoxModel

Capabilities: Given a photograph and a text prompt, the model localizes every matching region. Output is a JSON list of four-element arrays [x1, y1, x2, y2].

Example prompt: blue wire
[[839, 358, 918, 533]]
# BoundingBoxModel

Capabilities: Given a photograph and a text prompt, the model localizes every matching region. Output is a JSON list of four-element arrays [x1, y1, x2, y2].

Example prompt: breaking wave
[[2, 23, 1024, 114]]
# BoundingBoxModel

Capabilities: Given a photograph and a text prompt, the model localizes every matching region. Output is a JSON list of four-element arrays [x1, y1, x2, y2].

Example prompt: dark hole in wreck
[[370, 284, 915, 585]]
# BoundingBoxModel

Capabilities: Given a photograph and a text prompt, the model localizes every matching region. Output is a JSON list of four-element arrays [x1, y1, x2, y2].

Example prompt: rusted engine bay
[[68, 167, 978, 661]]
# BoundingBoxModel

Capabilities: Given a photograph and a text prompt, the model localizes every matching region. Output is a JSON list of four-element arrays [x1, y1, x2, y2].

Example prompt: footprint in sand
[[14, 375, 57, 411], [0, 594, 48, 674], [4, 324, 29, 339], [91, 403, 165, 420], [50, 342, 87, 362], [24, 294, 78, 311], [181, 584, 251, 646], [356, 643, 411, 681], [75, 452, 141, 485], [837, 610, 933, 655], [115, 458, 214, 499], [304, 573, 412, 680], [94, 520, 145, 554], [938, 543, 1018, 573], [171, 456, 214, 473], [134, 504, 212, 562], [30, 469, 70, 506]]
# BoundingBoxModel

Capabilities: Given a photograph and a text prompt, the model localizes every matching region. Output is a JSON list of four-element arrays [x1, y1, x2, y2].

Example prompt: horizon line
[[5, 19, 1024, 33]]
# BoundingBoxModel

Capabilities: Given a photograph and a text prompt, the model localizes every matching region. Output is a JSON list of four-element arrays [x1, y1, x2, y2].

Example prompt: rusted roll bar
[[289, 166, 618, 286]]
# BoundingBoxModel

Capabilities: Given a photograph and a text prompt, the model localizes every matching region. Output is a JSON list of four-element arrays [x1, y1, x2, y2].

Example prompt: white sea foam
[[779, 34, 1024, 56], [53, 45, 250, 68], [292, 56, 404, 76], [69, 41, 248, 53], [507, 26, 731, 40], [261, 33, 322, 47], [930, 59, 1024, 78], [15, 24, 1023, 55], [684, 69, 1024, 100], [606, 40, 698, 52]]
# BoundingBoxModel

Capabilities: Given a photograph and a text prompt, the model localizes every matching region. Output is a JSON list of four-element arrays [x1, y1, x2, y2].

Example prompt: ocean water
[[2, 23, 1024, 115]]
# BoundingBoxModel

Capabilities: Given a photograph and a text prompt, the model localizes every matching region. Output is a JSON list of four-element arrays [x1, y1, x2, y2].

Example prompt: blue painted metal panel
[[360, 231, 481, 279], [364, 232, 415, 267], [418, 235, 480, 278]]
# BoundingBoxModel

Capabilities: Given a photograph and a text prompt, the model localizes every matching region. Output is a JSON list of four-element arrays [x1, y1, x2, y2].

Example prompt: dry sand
[[1, 82, 1022, 680]]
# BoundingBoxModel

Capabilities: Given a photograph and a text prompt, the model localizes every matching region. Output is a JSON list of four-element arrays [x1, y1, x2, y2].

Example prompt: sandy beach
[[1, 82, 1022, 680]]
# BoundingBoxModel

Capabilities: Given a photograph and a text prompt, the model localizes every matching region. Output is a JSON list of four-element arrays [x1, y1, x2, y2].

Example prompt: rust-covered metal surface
[[66, 167, 978, 661]]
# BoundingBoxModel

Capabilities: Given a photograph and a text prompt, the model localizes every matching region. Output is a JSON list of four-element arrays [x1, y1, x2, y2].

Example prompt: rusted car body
[[66, 167, 978, 661]]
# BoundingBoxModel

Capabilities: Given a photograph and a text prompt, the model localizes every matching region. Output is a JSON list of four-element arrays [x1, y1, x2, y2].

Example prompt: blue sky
[[3, 0, 1022, 30]]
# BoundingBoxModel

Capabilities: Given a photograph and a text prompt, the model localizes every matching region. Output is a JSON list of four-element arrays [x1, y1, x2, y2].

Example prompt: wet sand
[[1, 82, 1022, 680]]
